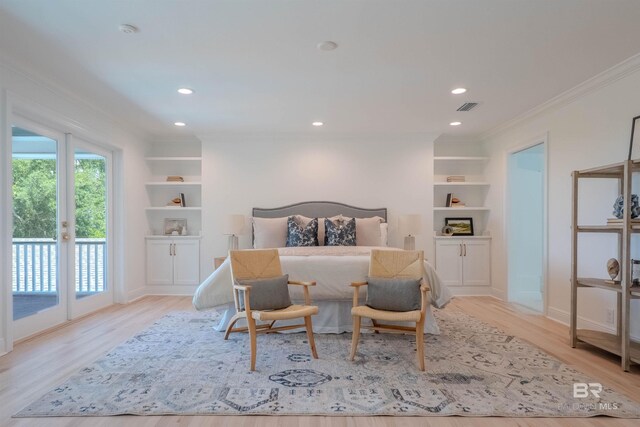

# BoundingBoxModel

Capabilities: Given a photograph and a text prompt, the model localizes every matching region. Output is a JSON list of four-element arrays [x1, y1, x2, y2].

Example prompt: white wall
[[483, 65, 640, 338], [0, 58, 150, 354], [199, 133, 437, 280]]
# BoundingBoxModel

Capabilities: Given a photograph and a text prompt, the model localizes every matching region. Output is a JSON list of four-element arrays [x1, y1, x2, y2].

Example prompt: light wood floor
[[0, 295, 638, 426]]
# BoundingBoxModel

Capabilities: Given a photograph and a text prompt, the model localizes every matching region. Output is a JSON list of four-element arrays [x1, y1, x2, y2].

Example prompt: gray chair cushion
[[236, 274, 292, 311], [365, 276, 421, 312]]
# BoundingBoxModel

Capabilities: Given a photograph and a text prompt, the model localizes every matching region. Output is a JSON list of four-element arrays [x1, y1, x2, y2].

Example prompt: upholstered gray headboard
[[252, 201, 387, 222]]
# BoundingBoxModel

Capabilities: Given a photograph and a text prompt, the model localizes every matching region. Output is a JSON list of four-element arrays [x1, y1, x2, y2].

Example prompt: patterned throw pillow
[[324, 217, 356, 246], [285, 216, 319, 246]]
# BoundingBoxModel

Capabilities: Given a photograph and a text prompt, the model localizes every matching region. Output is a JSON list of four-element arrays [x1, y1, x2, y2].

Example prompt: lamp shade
[[223, 214, 245, 235], [399, 214, 422, 236]]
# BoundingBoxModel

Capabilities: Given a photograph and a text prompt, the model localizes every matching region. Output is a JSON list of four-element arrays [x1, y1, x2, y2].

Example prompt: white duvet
[[192, 246, 453, 334]]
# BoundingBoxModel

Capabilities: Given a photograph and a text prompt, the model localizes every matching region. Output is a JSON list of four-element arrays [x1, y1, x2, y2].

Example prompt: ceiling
[[1, 0, 640, 139]]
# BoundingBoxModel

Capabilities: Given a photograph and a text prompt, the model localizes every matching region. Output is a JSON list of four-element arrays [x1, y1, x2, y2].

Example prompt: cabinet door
[[173, 240, 200, 285], [146, 240, 174, 285], [435, 240, 464, 287], [462, 240, 490, 287]]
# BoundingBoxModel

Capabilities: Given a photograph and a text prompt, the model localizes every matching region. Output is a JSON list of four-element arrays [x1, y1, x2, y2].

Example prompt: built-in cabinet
[[432, 140, 491, 292], [144, 142, 202, 287], [570, 160, 640, 371], [434, 237, 490, 288], [146, 237, 200, 285]]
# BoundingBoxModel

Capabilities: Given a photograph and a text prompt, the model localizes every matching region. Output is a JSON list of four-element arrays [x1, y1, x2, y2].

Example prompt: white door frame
[[10, 115, 71, 341], [2, 92, 120, 349], [504, 133, 549, 315], [66, 135, 114, 319]]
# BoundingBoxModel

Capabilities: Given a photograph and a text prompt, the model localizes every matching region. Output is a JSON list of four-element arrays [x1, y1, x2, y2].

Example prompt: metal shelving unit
[[571, 159, 640, 371]]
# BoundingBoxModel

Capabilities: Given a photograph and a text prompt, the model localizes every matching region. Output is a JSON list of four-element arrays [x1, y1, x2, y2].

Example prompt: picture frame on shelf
[[444, 217, 474, 236], [164, 218, 187, 236]]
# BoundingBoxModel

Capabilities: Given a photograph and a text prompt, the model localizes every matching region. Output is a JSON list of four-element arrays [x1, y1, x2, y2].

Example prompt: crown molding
[[0, 53, 153, 143], [197, 131, 441, 143], [480, 52, 640, 141]]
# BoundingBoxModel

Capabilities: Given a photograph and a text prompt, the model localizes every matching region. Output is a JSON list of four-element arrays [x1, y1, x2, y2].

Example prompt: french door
[[11, 116, 113, 340]]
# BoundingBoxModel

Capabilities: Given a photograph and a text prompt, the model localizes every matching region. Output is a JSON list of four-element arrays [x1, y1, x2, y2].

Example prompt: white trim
[[546, 306, 640, 342], [504, 134, 549, 316], [491, 287, 506, 301], [481, 52, 640, 141], [447, 286, 493, 296], [126, 287, 148, 303]]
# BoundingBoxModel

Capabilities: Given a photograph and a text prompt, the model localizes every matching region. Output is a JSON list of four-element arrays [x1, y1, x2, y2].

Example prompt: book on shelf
[[445, 193, 452, 207], [166, 175, 184, 182], [446, 175, 466, 182], [180, 192, 186, 207]]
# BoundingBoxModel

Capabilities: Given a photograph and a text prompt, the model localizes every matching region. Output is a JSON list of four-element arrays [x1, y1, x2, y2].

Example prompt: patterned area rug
[[15, 308, 640, 418]]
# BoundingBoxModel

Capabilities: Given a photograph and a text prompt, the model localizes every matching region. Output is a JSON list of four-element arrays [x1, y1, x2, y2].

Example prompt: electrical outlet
[[606, 309, 615, 325]]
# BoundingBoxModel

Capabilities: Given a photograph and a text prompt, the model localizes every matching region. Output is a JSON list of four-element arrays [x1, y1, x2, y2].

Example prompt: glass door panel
[[11, 126, 65, 326], [73, 148, 108, 299]]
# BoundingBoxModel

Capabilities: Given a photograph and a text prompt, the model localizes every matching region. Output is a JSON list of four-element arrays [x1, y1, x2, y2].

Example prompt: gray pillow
[[236, 274, 291, 311], [365, 277, 421, 312]]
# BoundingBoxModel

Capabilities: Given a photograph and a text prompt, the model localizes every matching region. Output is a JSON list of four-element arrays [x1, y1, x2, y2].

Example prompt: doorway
[[507, 141, 546, 313], [11, 117, 113, 340]]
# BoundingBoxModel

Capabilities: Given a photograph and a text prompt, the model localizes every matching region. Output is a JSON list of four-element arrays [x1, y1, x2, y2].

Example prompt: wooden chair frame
[[349, 250, 430, 370], [225, 249, 318, 371]]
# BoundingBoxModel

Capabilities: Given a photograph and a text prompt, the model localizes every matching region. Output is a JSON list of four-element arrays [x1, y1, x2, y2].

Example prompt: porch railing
[[12, 238, 106, 294]]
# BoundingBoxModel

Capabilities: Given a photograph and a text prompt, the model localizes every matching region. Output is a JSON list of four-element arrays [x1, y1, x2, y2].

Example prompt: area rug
[[15, 308, 640, 418]]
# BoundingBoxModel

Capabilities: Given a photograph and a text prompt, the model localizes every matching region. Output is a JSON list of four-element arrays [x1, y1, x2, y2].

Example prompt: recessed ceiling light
[[177, 88, 194, 95], [119, 24, 139, 34], [317, 41, 338, 51], [174, 122, 186, 127], [449, 121, 462, 126], [312, 121, 324, 127], [451, 88, 467, 95]]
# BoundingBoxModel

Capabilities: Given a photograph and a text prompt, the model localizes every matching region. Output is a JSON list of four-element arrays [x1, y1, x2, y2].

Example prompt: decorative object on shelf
[[180, 192, 186, 207], [633, 259, 640, 285], [223, 214, 245, 251], [444, 217, 474, 236], [442, 225, 454, 236], [451, 197, 466, 208], [445, 193, 452, 207], [446, 175, 465, 182], [399, 214, 422, 250], [167, 197, 182, 207], [166, 175, 184, 182], [612, 194, 640, 219], [164, 218, 187, 236], [626, 114, 640, 160], [605, 258, 621, 284]]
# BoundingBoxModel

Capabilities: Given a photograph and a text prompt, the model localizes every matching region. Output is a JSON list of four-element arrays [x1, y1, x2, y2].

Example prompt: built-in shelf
[[145, 182, 202, 187], [576, 330, 640, 364], [434, 182, 489, 187], [145, 207, 202, 212], [145, 156, 202, 162], [433, 207, 490, 211], [433, 156, 489, 162]]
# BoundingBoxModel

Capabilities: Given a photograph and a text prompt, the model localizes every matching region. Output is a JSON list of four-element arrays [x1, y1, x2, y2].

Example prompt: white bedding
[[192, 246, 453, 334]]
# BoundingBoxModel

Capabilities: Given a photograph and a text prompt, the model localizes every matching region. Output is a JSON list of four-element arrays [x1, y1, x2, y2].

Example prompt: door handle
[[459, 244, 462, 257], [169, 243, 173, 256], [463, 244, 467, 256], [61, 232, 70, 241], [172, 243, 176, 256]]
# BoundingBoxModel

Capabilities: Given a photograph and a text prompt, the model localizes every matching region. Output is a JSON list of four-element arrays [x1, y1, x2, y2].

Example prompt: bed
[[192, 201, 452, 334]]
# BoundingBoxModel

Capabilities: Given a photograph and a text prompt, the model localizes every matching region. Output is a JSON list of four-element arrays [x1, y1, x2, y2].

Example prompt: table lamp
[[223, 214, 245, 251], [399, 214, 422, 250]]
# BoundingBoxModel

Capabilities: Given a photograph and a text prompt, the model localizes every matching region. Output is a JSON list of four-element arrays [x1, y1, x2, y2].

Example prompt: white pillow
[[354, 216, 385, 246], [380, 223, 388, 247], [252, 217, 288, 248]]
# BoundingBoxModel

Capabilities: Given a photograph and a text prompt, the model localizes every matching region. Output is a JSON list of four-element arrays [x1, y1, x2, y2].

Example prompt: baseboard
[[126, 287, 148, 303], [547, 306, 640, 341], [0, 336, 6, 356], [491, 287, 506, 301], [144, 284, 198, 296], [447, 286, 493, 296]]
